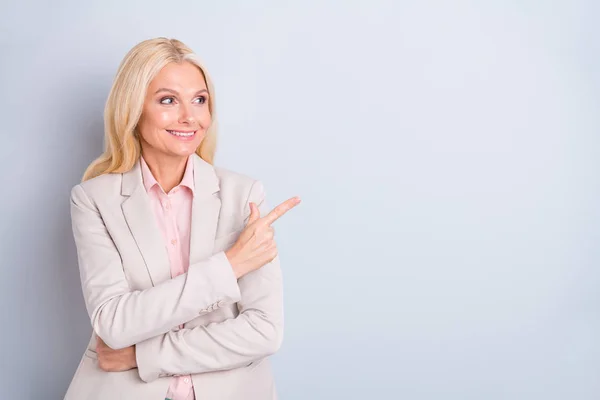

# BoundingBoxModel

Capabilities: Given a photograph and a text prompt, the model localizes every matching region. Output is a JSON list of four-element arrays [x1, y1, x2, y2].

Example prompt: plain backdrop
[[1, 1, 599, 399]]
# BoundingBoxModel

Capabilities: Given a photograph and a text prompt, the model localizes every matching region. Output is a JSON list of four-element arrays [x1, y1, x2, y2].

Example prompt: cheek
[[197, 108, 212, 127], [142, 106, 178, 131], [153, 109, 178, 128], [139, 109, 178, 144]]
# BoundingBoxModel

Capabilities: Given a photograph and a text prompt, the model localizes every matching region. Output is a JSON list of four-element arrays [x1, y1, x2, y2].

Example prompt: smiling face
[[137, 61, 212, 161]]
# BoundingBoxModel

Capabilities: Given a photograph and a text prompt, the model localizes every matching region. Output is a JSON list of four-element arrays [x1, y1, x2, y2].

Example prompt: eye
[[160, 97, 175, 105], [193, 96, 207, 104]]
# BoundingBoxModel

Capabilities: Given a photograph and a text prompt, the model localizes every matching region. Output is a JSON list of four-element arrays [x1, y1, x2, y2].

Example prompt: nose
[[178, 102, 196, 125]]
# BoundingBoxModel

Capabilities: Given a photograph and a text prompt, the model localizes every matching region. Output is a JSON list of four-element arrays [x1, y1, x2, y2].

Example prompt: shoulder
[[214, 166, 265, 198], [70, 173, 122, 208], [213, 165, 268, 215]]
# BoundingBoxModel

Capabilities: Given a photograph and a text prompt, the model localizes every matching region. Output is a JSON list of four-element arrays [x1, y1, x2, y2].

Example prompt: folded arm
[[135, 180, 284, 382]]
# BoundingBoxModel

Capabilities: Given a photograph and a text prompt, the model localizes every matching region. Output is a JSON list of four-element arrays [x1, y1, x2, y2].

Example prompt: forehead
[[149, 61, 207, 92]]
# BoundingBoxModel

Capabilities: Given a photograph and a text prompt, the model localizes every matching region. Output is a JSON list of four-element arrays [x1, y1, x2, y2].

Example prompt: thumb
[[247, 202, 261, 224]]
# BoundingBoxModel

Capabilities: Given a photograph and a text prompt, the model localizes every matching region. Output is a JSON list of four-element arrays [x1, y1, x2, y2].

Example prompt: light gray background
[[1, 1, 599, 399]]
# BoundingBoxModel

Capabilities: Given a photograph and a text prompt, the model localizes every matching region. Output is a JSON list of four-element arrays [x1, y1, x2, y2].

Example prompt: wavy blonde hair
[[82, 37, 218, 182]]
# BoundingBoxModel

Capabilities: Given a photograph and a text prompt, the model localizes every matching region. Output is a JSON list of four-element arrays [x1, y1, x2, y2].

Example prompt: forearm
[[135, 258, 283, 382], [136, 310, 282, 381], [89, 251, 241, 349]]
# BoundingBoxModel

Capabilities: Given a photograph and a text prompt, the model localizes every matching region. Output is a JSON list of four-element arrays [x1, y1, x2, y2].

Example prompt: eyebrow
[[154, 88, 208, 96]]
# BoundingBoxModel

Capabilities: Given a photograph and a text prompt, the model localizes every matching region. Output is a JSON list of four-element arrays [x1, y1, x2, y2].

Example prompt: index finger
[[261, 197, 301, 226]]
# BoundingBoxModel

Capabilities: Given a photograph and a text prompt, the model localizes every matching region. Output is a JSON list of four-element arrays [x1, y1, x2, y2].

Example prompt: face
[[137, 61, 211, 160]]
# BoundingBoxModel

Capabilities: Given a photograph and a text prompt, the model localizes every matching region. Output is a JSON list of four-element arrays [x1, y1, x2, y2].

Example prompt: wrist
[[224, 250, 243, 279], [130, 345, 138, 369]]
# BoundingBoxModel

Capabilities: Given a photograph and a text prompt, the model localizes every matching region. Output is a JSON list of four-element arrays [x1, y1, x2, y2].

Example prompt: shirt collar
[[140, 155, 195, 195]]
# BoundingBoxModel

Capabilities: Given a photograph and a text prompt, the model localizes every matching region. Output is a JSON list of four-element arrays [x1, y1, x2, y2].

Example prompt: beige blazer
[[64, 154, 283, 399]]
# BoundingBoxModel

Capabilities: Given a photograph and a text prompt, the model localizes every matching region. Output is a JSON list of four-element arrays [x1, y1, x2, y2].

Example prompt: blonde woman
[[64, 37, 300, 400]]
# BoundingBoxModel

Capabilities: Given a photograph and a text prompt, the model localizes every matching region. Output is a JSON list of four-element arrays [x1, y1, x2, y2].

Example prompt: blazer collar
[[121, 153, 219, 198]]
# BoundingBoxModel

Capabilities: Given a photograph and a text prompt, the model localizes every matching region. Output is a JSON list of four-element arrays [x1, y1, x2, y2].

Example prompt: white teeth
[[168, 130, 195, 137]]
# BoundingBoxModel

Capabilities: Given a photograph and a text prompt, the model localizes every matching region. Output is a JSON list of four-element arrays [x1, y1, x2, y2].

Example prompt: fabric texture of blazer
[[64, 154, 283, 399]]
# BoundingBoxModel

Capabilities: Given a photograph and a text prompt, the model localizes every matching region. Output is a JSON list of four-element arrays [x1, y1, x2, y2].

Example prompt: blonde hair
[[82, 37, 218, 182]]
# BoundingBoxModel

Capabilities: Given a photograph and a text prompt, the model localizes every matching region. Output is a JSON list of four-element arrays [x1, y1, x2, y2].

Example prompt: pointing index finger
[[262, 197, 301, 226]]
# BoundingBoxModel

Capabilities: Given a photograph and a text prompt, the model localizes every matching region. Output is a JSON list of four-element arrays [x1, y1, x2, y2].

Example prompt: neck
[[141, 149, 189, 193]]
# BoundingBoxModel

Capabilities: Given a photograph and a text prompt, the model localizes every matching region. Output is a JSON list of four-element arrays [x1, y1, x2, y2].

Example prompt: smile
[[167, 130, 196, 138]]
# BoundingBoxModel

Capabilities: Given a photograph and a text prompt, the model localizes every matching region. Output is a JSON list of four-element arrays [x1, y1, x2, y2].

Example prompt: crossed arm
[[70, 180, 283, 382]]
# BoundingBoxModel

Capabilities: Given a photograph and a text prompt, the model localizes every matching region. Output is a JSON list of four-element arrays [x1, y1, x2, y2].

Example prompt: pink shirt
[[140, 155, 196, 400]]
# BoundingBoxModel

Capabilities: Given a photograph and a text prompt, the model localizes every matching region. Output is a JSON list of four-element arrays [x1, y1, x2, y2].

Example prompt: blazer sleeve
[[70, 184, 241, 350], [135, 180, 284, 382]]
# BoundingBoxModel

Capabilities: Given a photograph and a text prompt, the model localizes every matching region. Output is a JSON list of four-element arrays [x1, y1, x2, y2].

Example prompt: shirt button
[[184, 378, 190, 384]]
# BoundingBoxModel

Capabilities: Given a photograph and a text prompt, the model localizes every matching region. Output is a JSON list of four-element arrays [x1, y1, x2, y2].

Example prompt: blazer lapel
[[121, 159, 171, 286], [120, 154, 222, 287], [189, 154, 221, 266]]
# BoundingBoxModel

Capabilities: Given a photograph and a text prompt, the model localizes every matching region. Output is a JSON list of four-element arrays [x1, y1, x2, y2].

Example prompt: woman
[[65, 37, 300, 400]]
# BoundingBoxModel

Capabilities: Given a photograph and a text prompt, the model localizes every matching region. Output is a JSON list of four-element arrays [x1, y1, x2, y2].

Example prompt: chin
[[169, 148, 197, 158], [167, 141, 202, 155]]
